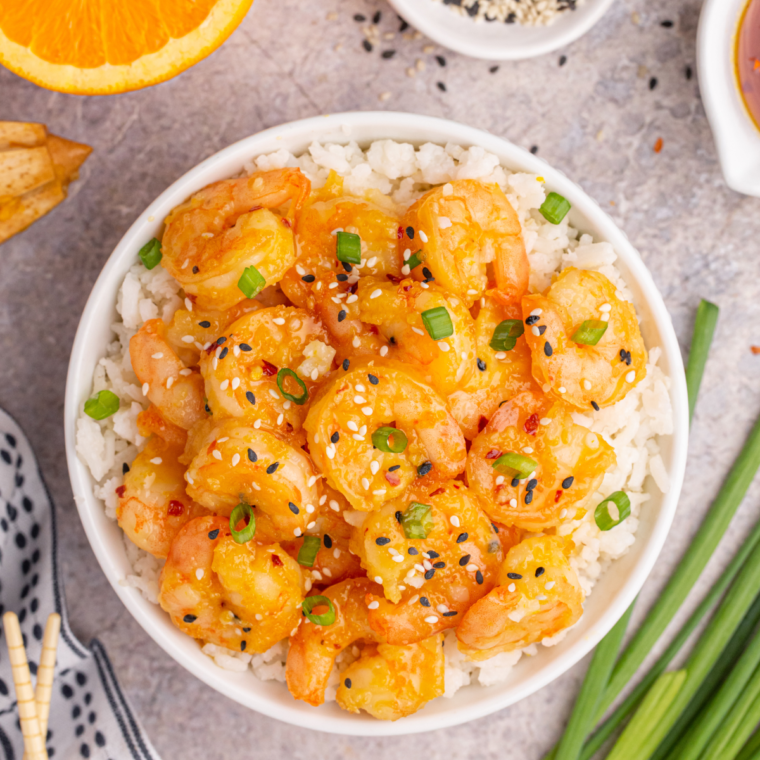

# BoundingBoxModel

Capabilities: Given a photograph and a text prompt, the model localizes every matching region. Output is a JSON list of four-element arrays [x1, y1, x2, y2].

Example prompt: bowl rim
[[64, 111, 689, 736], [386, 0, 617, 60]]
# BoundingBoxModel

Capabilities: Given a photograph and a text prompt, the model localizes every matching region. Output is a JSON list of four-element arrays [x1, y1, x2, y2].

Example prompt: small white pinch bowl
[[387, 0, 616, 60], [65, 112, 688, 736], [698, 0, 760, 197]]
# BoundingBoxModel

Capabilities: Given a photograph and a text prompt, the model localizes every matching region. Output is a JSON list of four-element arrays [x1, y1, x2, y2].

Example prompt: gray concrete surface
[[2, 0, 760, 756]]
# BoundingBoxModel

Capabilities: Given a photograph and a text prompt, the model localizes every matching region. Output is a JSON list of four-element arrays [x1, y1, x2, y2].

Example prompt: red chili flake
[[186, 293, 197, 304], [115, 485, 126, 498], [385, 471, 401, 486], [207, 440, 218, 455], [752, 346, 760, 355], [369, 324, 379, 335], [397, 226, 404, 240], [281, 217, 292, 229], [168, 500, 185, 516], [524, 413, 540, 435], [555, 490, 563, 503], [478, 416, 489, 433], [349, 282, 359, 294], [430, 487, 446, 497], [249, 205, 262, 213], [654, 137, 664, 153], [386, 273, 403, 284], [262, 360, 278, 376], [402, 285, 412, 292], [271, 554, 283, 567], [485, 449, 502, 460]]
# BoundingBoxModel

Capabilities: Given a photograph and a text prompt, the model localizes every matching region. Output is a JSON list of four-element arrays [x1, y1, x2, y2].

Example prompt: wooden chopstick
[[33, 614, 60, 745], [3, 612, 48, 760]]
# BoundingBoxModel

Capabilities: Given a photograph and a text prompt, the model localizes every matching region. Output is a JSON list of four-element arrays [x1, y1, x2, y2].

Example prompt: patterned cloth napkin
[[0, 408, 161, 760]]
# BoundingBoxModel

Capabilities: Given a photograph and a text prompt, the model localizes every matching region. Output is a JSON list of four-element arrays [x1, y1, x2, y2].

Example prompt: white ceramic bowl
[[64, 112, 689, 736], [387, 0, 616, 60], [698, 0, 760, 197]]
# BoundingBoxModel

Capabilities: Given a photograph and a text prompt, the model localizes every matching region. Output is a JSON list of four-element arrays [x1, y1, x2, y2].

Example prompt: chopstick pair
[[3, 612, 61, 760]]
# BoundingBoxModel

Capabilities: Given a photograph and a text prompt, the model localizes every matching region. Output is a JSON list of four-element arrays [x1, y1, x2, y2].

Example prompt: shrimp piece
[[447, 291, 539, 440], [466, 390, 616, 531], [184, 418, 321, 542], [117, 408, 208, 558], [199, 306, 335, 441], [304, 362, 467, 512], [161, 169, 311, 310], [456, 535, 584, 659], [159, 516, 303, 653], [357, 277, 477, 398], [399, 180, 528, 308], [336, 634, 445, 721], [353, 481, 503, 645], [165, 298, 261, 366], [130, 319, 206, 430], [286, 578, 384, 706], [523, 267, 647, 410]]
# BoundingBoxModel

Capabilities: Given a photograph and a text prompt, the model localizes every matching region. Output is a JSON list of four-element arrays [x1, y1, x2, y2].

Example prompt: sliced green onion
[[138, 238, 162, 269], [402, 502, 433, 540], [736, 722, 760, 760], [371, 426, 407, 453], [84, 389, 120, 420], [594, 492, 631, 531], [302, 595, 336, 625], [237, 265, 266, 299], [539, 192, 571, 224], [489, 319, 525, 352], [572, 319, 608, 346], [686, 299, 719, 422], [420, 306, 453, 340], [700, 677, 760, 760], [276, 368, 308, 405], [492, 452, 537, 479], [297, 535, 321, 567], [407, 251, 424, 270], [229, 502, 255, 544], [336, 231, 361, 264]]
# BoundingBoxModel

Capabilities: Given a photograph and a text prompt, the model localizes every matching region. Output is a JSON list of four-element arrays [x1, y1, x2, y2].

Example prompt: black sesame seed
[[535, 566, 545, 577], [492, 523, 499, 533], [217, 337, 227, 345], [345, 678, 352, 689], [324, 534, 333, 549], [247, 448, 257, 462], [443, 610, 458, 617], [507, 572, 523, 580], [417, 461, 432, 477], [526, 315, 540, 325], [511, 478, 520, 488], [388, 464, 401, 471], [525, 491, 534, 504], [246, 391, 256, 405], [337, 273, 349, 281], [343, 359, 350, 371], [192, 266, 199, 274], [428, 551, 440, 558], [538, 325, 547, 335], [354, 13, 366, 21], [420, 596, 431, 607], [456, 532, 468, 543], [477, 358, 486, 372], [559, 55, 567, 66], [376, 537, 391, 546], [544, 342, 553, 357], [425, 569, 435, 580], [434, 562, 446, 569], [562, 476, 575, 489], [198, 320, 211, 328], [342, 261, 353, 273], [183, 614, 197, 623], [218, 347, 228, 360], [240, 343, 252, 352], [422, 266, 434, 282], [338, 310, 347, 322], [405, 227, 415, 241], [382, 50, 396, 59], [389, 336, 396, 344], [368, 374, 379, 385], [527, 478, 538, 491], [266, 462, 279, 474], [591, 401, 600, 411], [331, 431, 340, 444], [301, 274, 315, 282], [288, 502, 299, 515], [205, 404, 211, 414], [373, 10, 381, 23], [649, 77, 658, 90], [208, 529, 220, 540], [408, 547, 419, 555], [661, 19, 673, 27], [122, 463, 130, 475], [476, 570, 484, 585], [437, 81, 447, 92], [459, 554, 471, 566], [489, 65, 499, 73], [243, 627, 251, 632], [363, 40, 372, 52], [395, 510, 403, 523], [240, 641, 247, 652]]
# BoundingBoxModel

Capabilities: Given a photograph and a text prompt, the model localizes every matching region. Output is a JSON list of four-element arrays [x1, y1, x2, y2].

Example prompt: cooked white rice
[[76, 139, 673, 700]]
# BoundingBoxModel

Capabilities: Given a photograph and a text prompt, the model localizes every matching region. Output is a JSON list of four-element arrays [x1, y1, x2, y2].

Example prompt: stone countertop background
[[2, 0, 760, 756]]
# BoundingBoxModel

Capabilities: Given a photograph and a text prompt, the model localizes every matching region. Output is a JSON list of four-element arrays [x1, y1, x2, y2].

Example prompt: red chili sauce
[[737, 0, 760, 131]]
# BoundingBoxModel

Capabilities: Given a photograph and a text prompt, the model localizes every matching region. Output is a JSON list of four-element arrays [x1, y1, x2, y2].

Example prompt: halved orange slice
[[0, 0, 254, 95]]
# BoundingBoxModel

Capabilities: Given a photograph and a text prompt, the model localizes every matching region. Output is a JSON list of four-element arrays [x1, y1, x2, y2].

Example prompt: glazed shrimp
[[184, 418, 321, 541], [447, 291, 539, 440], [161, 168, 311, 310], [466, 390, 616, 531], [456, 535, 584, 659], [117, 407, 208, 558], [199, 306, 335, 441], [356, 277, 477, 398], [336, 634, 445, 720], [523, 267, 647, 410], [159, 516, 303, 653], [286, 578, 384, 706], [304, 362, 467, 512], [130, 318, 206, 430], [399, 180, 529, 308], [353, 481, 503, 645]]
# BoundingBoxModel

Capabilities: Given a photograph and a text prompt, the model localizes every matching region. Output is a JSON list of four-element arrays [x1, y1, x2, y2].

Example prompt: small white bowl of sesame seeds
[[64, 111, 688, 735], [387, 0, 616, 60]]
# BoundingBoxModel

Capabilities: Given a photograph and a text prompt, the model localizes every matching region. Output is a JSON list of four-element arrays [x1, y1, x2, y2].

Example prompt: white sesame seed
[[333, 548, 341, 559], [438, 341, 450, 352], [461, 351, 468, 360], [423, 559, 433, 571], [220, 379, 229, 390], [450, 515, 461, 527], [424, 615, 438, 624], [420, 282, 429, 289], [142, 382, 149, 396], [467, 289, 478, 295], [231, 453, 240, 466], [306, 504, 315, 514], [196, 568, 204, 580], [269, 389, 279, 399], [326, 444, 336, 460], [308, 475, 317, 487], [212, 451, 222, 461], [508, 583, 516, 592], [373, 489, 386, 496], [360, 425, 367, 435], [523, 447, 534, 454], [599, 303, 612, 312], [374, 576, 383, 584], [150, 457, 162, 465], [601, 313, 610, 322], [294, 528, 302, 537], [403, 249, 411, 261], [273, 317, 285, 325], [558, 386, 567, 393], [355, 384, 367, 393], [530, 308, 543, 317], [182, 335, 195, 344], [212, 357, 219, 371], [277, 413, 284, 425], [415, 564, 425, 573], [362, 406, 373, 416], [186, 473, 194, 485], [231, 377, 240, 390], [329, 499, 338, 510], [368, 600, 380, 609], [546, 581, 556, 590], [367, 257, 378, 268], [419, 230, 429, 243], [352, 336, 361, 348], [537, 594, 548, 601], [233, 345, 240, 357], [362, 477, 370, 490], [583, 379, 592, 390], [436, 604, 449, 613], [331, 228, 343, 235], [347, 421, 358, 432], [329, 282, 339, 290], [510, 499, 518, 507], [151, 352, 164, 359], [380, 346, 389, 356], [166, 376, 174, 389], [466, 563, 478, 572], [354, 395, 366, 404], [184, 298, 193, 311], [331, 296, 341, 304], [560, 509, 568, 518], [254, 419, 262, 429], [495, 475, 505, 486], [353, 434, 365, 441], [495, 352, 507, 360], [401, 265, 411, 275], [626, 370, 636, 382], [438, 216, 452, 229], [180, 368, 192, 376], [307, 521, 317, 530], [392, 555, 404, 563], [370, 461, 380, 475], [412, 327, 425, 336], [370, 289, 382, 299], [540, 417, 552, 425], [532, 326, 541, 336], [283, 400, 291, 410], [346, 294, 358, 304]]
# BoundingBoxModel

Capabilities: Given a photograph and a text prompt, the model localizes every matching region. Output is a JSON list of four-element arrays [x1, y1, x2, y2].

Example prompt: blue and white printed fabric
[[0, 409, 161, 760]]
